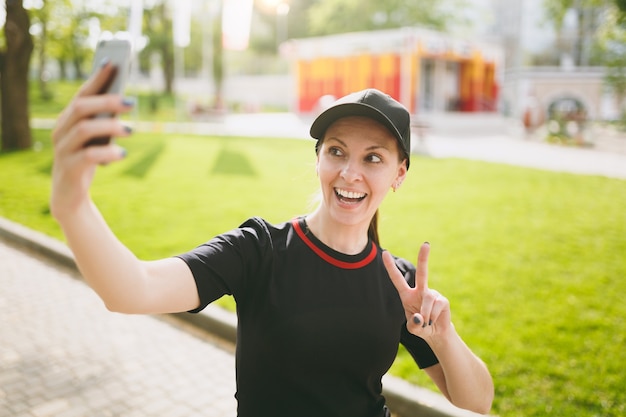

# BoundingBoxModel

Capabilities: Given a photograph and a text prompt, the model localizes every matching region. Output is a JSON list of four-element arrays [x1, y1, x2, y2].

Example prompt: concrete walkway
[[0, 236, 237, 417], [417, 133, 626, 180]]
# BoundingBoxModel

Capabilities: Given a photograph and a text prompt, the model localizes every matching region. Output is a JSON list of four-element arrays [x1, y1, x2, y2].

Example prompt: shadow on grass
[[123, 140, 166, 178], [211, 145, 257, 177]]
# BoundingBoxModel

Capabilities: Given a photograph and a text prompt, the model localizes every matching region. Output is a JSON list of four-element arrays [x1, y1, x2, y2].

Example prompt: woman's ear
[[395, 159, 408, 184], [315, 141, 322, 176]]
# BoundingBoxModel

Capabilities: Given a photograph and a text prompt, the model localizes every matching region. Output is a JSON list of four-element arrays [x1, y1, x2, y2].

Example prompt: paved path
[[418, 134, 626, 180], [0, 239, 237, 417]]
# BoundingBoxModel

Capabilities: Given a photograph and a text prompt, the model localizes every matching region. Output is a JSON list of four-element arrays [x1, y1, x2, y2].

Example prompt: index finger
[[54, 63, 122, 142], [415, 242, 430, 291], [382, 250, 410, 294], [76, 61, 117, 98]]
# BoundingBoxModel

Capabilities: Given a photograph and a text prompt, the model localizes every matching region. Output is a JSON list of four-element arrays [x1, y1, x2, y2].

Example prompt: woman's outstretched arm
[[51, 62, 199, 315]]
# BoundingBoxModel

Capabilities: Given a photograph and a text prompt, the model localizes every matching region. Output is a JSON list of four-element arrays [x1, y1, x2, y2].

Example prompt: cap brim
[[310, 102, 404, 146]]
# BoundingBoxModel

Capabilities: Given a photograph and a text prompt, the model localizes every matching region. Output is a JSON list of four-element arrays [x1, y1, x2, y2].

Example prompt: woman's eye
[[329, 147, 344, 157], [367, 154, 382, 163]]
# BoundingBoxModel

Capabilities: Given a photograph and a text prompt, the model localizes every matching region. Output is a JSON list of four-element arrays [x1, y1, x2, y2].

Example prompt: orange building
[[283, 28, 503, 114]]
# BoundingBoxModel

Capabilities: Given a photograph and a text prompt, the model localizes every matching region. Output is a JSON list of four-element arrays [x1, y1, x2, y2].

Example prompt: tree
[[140, 0, 175, 94], [596, 4, 626, 118], [212, 2, 224, 109], [1, 0, 34, 152], [544, 0, 611, 66], [252, 0, 317, 49], [138, 1, 225, 106], [30, 0, 126, 87], [29, 0, 52, 100], [544, 0, 626, 118], [64, 5, 95, 80], [615, 0, 626, 23], [306, 0, 469, 36], [44, 1, 66, 79], [280, 0, 317, 40]]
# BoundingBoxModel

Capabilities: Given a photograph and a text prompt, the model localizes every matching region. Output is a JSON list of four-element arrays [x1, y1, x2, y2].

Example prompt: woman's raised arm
[[51, 63, 199, 315]]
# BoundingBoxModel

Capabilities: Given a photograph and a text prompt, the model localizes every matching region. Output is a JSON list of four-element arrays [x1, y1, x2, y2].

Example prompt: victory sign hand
[[383, 243, 452, 338]]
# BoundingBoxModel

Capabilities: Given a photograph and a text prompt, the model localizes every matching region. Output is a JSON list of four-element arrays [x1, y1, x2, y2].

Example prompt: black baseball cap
[[310, 88, 411, 169]]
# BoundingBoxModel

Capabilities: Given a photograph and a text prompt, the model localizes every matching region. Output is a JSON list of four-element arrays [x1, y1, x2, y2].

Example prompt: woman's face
[[316, 116, 408, 228]]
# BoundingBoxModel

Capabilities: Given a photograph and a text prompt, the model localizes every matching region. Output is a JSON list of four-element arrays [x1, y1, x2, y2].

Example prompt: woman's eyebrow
[[325, 137, 347, 147], [326, 137, 390, 150], [366, 144, 390, 151]]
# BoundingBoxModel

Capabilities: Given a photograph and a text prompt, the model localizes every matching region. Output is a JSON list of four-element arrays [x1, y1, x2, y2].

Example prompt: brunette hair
[[368, 210, 381, 246]]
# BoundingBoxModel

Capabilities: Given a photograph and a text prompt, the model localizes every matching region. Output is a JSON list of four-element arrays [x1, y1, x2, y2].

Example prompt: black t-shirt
[[177, 217, 439, 417]]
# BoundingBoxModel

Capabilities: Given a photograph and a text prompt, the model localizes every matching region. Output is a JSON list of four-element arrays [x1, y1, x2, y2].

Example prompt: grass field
[[2, 128, 625, 417], [29, 80, 180, 121]]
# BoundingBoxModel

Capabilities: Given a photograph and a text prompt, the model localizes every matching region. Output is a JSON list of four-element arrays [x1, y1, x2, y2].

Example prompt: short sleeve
[[175, 217, 272, 313], [400, 326, 439, 369]]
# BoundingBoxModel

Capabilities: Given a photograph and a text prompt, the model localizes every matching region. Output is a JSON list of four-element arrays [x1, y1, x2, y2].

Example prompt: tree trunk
[[72, 38, 85, 79], [162, 42, 174, 95], [72, 56, 84, 79], [573, 9, 582, 66], [212, 5, 224, 110], [37, 5, 51, 100], [1, 0, 34, 152], [159, 3, 174, 95], [59, 59, 67, 80]]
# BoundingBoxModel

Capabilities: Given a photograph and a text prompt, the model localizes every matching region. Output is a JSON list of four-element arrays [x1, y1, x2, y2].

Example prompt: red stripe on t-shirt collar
[[292, 219, 378, 269]]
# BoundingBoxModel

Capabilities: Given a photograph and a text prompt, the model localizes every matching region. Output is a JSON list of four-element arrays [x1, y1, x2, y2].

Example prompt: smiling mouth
[[335, 188, 367, 203]]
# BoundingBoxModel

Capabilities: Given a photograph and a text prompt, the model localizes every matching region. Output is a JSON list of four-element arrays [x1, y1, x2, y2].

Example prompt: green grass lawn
[[2, 129, 625, 417], [30, 80, 180, 121]]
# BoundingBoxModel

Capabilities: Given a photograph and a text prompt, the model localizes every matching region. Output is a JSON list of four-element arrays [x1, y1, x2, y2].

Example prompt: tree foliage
[[80, 2, 127, 74], [595, 3, 626, 116], [543, 0, 626, 116], [306, 0, 468, 36], [139, 0, 175, 94], [616, 0, 626, 23], [544, 0, 613, 66], [281, 0, 317, 39], [29, 0, 127, 84]]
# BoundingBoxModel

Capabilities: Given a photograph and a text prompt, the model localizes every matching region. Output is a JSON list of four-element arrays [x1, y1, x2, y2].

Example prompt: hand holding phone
[[87, 38, 131, 147]]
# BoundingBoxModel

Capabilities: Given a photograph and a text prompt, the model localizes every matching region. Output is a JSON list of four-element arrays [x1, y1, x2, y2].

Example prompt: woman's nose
[[340, 160, 362, 182]]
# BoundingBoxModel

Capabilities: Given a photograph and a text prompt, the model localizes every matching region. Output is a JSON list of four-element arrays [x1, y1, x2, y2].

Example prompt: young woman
[[51, 62, 494, 417]]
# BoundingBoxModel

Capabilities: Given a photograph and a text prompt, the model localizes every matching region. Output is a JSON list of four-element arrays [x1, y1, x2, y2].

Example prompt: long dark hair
[[368, 210, 380, 247]]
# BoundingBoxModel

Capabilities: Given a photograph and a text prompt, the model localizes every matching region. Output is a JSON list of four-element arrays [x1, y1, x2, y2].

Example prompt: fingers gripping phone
[[86, 38, 131, 147]]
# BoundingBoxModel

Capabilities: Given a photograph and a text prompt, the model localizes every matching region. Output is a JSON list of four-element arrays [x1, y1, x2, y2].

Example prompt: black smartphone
[[86, 38, 131, 147]]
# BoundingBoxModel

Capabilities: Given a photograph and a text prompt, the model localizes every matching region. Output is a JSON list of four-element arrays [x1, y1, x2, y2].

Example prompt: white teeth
[[336, 188, 366, 199]]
